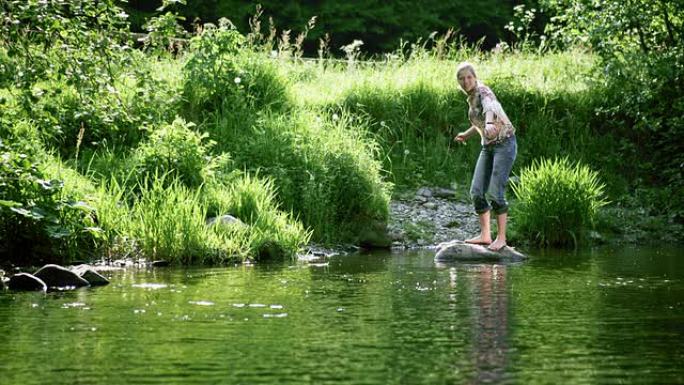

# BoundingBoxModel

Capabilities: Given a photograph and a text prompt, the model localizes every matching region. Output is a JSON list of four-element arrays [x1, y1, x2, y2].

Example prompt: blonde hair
[[456, 62, 477, 79]]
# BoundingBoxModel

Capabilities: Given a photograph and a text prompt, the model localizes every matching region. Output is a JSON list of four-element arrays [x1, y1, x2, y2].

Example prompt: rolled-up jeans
[[469, 136, 517, 215]]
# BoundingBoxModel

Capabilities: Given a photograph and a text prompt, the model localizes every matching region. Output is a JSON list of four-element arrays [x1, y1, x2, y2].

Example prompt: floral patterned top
[[467, 83, 516, 145]]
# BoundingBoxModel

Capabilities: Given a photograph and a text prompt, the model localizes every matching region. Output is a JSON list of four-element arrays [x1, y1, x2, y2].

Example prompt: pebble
[[388, 187, 479, 249]]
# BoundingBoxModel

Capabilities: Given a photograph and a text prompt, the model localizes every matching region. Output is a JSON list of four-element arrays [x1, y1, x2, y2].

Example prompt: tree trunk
[[661, 0, 677, 47], [634, 19, 650, 54]]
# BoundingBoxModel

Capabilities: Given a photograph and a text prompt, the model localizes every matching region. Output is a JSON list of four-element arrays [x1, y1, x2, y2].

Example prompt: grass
[[2, 36, 649, 264], [510, 157, 608, 247], [282, 48, 617, 194]]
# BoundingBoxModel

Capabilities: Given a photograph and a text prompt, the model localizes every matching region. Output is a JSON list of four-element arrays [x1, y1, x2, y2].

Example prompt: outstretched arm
[[455, 125, 478, 142]]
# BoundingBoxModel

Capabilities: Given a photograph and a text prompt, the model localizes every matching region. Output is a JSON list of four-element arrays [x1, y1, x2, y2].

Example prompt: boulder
[[8, 273, 47, 292], [34, 264, 90, 289], [72, 265, 109, 286], [435, 240, 527, 262]]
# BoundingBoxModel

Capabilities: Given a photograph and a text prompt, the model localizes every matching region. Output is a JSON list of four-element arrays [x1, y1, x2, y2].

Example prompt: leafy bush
[[134, 117, 232, 188], [597, 48, 684, 222], [0, 127, 102, 265], [182, 22, 290, 116], [511, 157, 608, 247], [209, 110, 391, 243]]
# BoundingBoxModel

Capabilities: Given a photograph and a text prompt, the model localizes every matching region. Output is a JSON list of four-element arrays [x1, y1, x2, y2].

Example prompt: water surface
[[1, 246, 683, 384]]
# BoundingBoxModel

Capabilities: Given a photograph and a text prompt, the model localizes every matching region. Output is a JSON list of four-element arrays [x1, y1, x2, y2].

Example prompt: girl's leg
[[488, 137, 517, 251], [466, 147, 493, 245]]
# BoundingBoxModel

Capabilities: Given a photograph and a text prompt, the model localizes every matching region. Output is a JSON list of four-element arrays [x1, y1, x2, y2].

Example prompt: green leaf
[[46, 225, 71, 239], [0, 200, 21, 208], [68, 201, 95, 213]]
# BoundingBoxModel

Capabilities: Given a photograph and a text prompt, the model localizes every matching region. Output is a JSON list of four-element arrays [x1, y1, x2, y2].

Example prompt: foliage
[[93, 173, 309, 264], [123, 0, 520, 54], [540, 0, 682, 56], [134, 117, 231, 188], [0, 1, 182, 156], [141, 0, 188, 54], [511, 157, 608, 247], [0, 126, 102, 265], [182, 21, 290, 116], [540, 0, 684, 222], [203, 174, 311, 261], [207, 110, 391, 243]]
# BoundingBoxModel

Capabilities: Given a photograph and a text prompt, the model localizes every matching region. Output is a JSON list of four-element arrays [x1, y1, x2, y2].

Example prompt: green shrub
[[0, 126, 102, 265], [203, 174, 311, 261], [511, 157, 608, 247], [182, 22, 290, 116], [208, 110, 391, 243], [93, 173, 309, 263], [134, 117, 232, 188]]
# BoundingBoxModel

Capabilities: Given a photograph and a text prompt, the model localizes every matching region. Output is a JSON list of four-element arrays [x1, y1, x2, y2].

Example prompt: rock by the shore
[[151, 260, 170, 267], [34, 264, 90, 289], [206, 214, 244, 227], [389, 187, 480, 249], [72, 265, 110, 286], [8, 273, 47, 292], [434, 240, 527, 262]]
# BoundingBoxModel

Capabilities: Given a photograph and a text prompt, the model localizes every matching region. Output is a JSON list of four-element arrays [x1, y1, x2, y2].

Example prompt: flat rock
[[434, 240, 527, 262], [8, 273, 47, 292], [34, 264, 90, 289]]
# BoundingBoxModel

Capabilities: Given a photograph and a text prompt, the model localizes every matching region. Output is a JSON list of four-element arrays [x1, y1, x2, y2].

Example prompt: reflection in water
[[471, 264, 508, 384], [448, 264, 510, 384]]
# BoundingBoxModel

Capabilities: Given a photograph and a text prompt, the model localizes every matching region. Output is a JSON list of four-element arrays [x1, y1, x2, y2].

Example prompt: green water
[[1, 246, 683, 384]]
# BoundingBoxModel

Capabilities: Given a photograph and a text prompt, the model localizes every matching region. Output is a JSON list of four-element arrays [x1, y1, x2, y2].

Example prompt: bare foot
[[465, 236, 492, 245], [488, 239, 507, 251]]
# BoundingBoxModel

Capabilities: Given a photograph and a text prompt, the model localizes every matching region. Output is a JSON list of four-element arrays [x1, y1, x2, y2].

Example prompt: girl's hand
[[454, 133, 467, 143], [484, 122, 498, 139]]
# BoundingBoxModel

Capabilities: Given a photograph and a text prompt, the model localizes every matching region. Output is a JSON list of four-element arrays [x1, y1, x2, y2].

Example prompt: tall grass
[[93, 172, 310, 264], [285, 49, 619, 194], [511, 157, 608, 247], [204, 108, 391, 244]]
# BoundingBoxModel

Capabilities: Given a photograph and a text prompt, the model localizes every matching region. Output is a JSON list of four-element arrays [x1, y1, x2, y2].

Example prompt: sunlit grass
[[511, 157, 609, 247]]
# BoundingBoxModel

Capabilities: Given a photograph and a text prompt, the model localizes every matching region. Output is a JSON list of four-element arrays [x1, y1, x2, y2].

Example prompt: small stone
[[423, 202, 437, 210], [8, 273, 47, 292], [433, 187, 457, 199], [416, 187, 433, 198], [389, 229, 405, 241]]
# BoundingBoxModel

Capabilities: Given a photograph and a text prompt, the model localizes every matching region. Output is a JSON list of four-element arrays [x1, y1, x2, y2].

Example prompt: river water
[[1, 246, 683, 384]]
